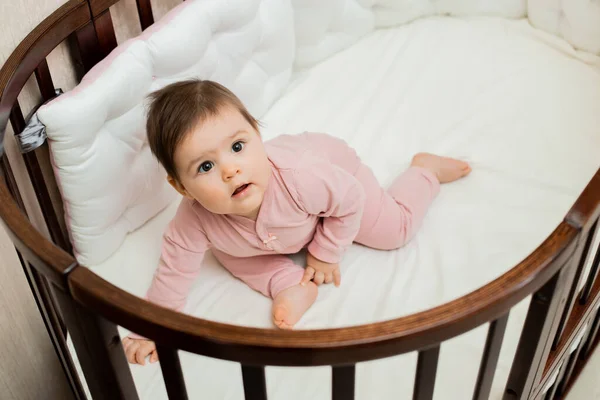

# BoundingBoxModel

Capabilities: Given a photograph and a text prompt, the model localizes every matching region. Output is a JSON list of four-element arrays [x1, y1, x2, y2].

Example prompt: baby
[[122, 79, 471, 365]]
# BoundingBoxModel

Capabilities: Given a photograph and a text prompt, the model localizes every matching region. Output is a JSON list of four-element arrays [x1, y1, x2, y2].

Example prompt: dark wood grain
[[0, 156, 75, 288], [74, 20, 103, 73], [553, 220, 598, 349], [241, 365, 267, 400], [566, 170, 600, 232], [526, 231, 595, 398], [555, 344, 584, 398], [136, 0, 154, 31], [536, 270, 600, 397], [332, 365, 355, 400], [34, 59, 55, 101], [473, 313, 509, 400], [156, 345, 189, 400], [561, 315, 600, 399], [1, 153, 26, 212], [17, 252, 86, 400], [413, 346, 440, 400], [94, 10, 117, 56], [580, 307, 600, 359], [10, 102, 72, 253], [504, 270, 565, 400], [580, 231, 600, 303], [53, 286, 139, 400], [88, 0, 121, 17], [547, 362, 566, 400]]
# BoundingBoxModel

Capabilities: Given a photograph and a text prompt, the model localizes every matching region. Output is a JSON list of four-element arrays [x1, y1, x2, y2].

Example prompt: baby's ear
[[167, 175, 193, 199]]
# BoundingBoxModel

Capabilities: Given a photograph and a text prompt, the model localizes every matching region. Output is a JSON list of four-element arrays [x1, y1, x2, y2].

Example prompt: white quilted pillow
[[37, 0, 295, 266], [292, 0, 526, 69], [528, 0, 600, 55]]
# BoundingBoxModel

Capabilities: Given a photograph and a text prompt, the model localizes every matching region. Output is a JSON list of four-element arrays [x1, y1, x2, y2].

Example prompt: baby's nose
[[222, 164, 241, 180]]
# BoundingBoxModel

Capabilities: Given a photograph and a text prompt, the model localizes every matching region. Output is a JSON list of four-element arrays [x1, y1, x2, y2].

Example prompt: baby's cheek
[[193, 182, 229, 211], [203, 188, 230, 209]]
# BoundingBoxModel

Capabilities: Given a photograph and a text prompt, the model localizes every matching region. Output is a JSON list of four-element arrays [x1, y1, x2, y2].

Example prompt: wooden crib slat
[[73, 8, 116, 74], [1, 151, 25, 212], [34, 59, 55, 102], [504, 262, 577, 400], [555, 344, 583, 398], [75, 21, 104, 74], [413, 345, 440, 400], [17, 252, 87, 400], [136, 0, 154, 31], [241, 365, 268, 400], [580, 308, 600, 359], [545, 383, 558, 400], [553, 220, 598, 349], [94, 10, 118, 56], [53, 287, 139, 400], [546, 360, 567, 400], [332, 365, 355, 400], [156, 345, 189, 400], [9, 102, 71, 254], [580, 222, 600, 304], [472, 312, 509, 400]]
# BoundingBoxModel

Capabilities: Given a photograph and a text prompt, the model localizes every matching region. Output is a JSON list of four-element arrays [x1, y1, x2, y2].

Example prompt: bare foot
[[410, 153, 472, 183], [272, 283, 318, 330]]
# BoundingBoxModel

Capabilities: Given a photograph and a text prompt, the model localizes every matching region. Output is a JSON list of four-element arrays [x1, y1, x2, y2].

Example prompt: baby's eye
[[198, 161, 214, 173], [232, 141, 245, 153]]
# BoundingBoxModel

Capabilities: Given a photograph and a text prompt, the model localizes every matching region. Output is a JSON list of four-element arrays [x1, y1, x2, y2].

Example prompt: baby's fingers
[[150, 350, 159, 363], [324, 273, 333, 284], [333, 268, 341, 287], [135, 349, 147, 365], [125, 342, 140, 364], [314, 271, 325, 285], [122, 337, 132, 351], [301, 267, 315, 286]]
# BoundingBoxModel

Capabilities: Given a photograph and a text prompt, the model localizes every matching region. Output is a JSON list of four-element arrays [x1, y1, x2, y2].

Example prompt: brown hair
[[146, 79, 260, 182]]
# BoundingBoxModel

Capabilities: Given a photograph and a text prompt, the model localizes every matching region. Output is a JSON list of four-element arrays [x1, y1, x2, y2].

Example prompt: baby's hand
[[122, 337, 158, 365], [301, 252, 341, 287], [410, 153, 471, 184]]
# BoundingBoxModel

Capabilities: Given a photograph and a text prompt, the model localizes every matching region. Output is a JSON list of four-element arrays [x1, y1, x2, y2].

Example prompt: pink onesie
[[140, 132, 440, 316]]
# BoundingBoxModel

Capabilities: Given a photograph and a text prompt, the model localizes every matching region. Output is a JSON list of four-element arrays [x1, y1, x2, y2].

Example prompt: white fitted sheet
[[69, 17, 600, 400]]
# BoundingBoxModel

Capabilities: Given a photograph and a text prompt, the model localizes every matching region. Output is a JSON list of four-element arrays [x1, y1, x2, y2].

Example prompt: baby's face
[[171, 105, 271, 220]]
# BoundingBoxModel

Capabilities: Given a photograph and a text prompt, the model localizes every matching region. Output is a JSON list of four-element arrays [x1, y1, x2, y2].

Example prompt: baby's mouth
[[232, 183, 250, 197]]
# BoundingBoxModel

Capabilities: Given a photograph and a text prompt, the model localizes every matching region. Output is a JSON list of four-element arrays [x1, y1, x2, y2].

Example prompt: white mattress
[[69, 17, 600, 400]]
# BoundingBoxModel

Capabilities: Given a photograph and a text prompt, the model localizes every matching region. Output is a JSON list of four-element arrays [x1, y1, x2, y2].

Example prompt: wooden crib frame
[[1, 1, 599, 399]]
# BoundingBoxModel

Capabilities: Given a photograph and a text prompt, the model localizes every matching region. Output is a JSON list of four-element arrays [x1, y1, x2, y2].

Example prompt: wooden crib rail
[[66, 220, 578, 365]]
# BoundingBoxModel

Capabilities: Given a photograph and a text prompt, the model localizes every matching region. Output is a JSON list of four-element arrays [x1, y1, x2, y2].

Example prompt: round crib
[[1, 1, 599, 399]]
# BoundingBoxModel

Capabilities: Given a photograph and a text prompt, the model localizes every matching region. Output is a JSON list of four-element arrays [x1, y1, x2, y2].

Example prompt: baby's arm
[[124, 199, 209, 363], [291, 158, 365, 280]]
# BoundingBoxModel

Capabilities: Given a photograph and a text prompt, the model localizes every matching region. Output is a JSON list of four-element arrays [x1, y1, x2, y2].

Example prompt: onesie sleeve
[[291, 157, 365, 264], [128, 198, 209, 340]]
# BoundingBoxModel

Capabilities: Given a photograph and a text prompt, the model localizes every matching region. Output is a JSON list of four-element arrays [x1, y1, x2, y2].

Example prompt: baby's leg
[[212, 250, 317, 329], [353, 164, 441, 250]]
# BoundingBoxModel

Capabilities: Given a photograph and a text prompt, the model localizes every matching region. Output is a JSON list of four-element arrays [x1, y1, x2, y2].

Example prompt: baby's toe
[[454, 159, 469, 168], [273, 305, 293, 330], [273, 316, 294, 330], [278, 321, 294, 330]]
